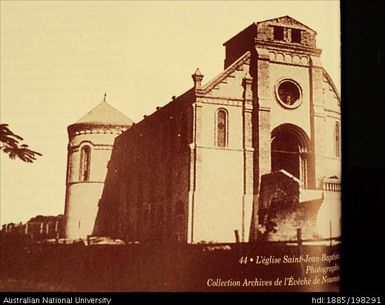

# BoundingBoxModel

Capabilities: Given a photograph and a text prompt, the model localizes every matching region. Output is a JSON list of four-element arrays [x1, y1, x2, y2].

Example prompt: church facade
[[91, 16, 341, 244]]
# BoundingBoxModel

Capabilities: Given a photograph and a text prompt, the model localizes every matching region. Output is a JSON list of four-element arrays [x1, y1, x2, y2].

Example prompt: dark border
[[340, 0, 385, 294]]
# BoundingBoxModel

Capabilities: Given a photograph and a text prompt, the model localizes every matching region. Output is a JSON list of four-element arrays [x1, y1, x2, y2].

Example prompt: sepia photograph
[[1, 0, 341, 292]]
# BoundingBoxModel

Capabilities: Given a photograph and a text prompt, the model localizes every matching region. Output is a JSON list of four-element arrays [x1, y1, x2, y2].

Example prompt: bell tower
[[224, 16, 341, 240]]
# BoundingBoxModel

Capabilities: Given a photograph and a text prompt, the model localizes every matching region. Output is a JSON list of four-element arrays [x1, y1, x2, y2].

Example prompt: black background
[[341, 0, 385, 294]]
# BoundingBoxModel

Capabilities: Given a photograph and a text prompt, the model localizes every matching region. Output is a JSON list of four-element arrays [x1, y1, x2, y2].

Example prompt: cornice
[[68, 123, 128, 137], [196, 51, 251, 96], [255, 39, 322, 57]]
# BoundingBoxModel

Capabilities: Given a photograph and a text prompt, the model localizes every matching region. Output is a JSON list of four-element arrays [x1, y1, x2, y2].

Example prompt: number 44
[[239, 256, 248, 264]]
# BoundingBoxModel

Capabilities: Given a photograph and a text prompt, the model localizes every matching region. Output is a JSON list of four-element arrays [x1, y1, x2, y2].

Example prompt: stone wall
[[94, 91, 194, 243], [258, 170, 322, 241]]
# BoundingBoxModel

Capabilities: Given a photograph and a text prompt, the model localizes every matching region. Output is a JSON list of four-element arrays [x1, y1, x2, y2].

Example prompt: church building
[[87, 16, 340, 243]]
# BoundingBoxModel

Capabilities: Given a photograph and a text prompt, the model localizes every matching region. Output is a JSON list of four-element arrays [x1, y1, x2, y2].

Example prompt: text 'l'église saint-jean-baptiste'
[[2, 297, 112, 305]]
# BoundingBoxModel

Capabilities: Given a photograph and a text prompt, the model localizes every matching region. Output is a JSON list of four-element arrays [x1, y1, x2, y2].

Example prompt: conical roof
[[76, 101, 133, 126]]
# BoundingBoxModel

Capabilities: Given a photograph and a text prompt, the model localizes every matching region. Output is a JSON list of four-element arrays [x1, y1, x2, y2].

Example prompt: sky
[[0, 0, 340, 225]]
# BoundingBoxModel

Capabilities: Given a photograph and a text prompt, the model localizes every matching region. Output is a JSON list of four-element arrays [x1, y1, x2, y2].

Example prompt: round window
[[276, 80, 302, 108]]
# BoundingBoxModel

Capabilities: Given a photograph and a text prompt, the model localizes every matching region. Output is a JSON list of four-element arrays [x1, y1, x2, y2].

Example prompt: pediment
[[258, 15, 317, 33]]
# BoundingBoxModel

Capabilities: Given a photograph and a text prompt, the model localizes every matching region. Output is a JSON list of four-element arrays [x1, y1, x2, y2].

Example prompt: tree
[[0, 123, 42, 163]]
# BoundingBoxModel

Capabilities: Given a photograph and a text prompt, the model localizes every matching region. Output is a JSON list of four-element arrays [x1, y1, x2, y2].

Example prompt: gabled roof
[[76, 101, 133, 126], [223, 15, 316, 46], [199, 51, 251, 94], [256, 15, 317, 33]]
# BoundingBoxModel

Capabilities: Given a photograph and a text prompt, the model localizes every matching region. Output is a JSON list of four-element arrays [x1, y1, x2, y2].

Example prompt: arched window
[[216, 109, 228, 147], [80, 145, 91, 182], [335, 122, 340, 157]]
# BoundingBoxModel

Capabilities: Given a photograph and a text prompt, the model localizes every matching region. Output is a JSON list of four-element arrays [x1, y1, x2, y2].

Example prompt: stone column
[[250, 48, 272, 240], [309, 56, 326, 189], [255, 48, 272, 180], [242, 72, 254, 242], [187, 101, 201, 243]]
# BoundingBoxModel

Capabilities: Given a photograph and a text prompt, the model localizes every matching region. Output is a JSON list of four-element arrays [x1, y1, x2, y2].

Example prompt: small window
[[335, 122, 340, 157], [291, 29, 301, 43], [274, 26, 284, 41], [216, 109, 228, 147], [80, 145, 91, 182]]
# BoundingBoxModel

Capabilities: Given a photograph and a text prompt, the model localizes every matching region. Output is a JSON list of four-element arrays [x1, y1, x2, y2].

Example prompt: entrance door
[[271, 130, 308, 187]]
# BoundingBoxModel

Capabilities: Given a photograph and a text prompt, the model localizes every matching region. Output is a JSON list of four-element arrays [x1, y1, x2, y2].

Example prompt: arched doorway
[[271, 124, 310, 188]]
